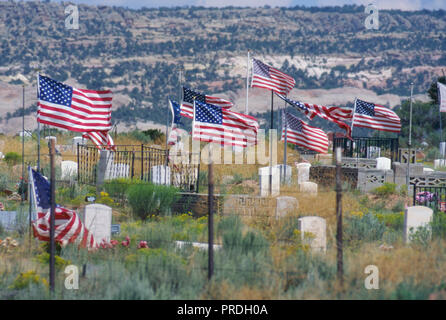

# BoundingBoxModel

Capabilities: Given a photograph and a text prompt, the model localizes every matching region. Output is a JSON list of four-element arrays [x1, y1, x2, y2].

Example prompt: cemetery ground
[[1, 133, 446, 299]]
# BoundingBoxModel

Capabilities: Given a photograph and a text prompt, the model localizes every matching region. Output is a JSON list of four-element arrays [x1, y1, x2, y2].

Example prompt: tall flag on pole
[[181, 87, 233, 119], [277, 93, 352, 138], [29, 167, 97, 249], [282, 111, 329, 153], [352, 99, 401, 133], [82, 131, 116, 151], [438, 82, 446, 112], [251, 58, 295, 95], [168, 99, 183, 146], [37, 75, 112, 132], [192, 100, 259, 148]]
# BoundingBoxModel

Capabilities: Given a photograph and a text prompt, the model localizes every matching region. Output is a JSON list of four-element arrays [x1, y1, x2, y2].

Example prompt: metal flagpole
[[21, 84, 25, 203], [207, 145, 214, 280], [165, 98, 170, 185], [49, 137, 56, 292], [36, 72, 41, 171], [407, 83, 414, 194], [246, 51, 250, 115], [283, 101, 287, 184], [269, 91, 274, 195], [335, 147, 343, 286]]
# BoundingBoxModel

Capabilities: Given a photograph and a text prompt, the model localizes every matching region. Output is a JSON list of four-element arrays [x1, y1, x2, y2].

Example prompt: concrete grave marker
[[259, 166, 280, 197], [61, 160, 78, 180], [296, 163, 311, 184], [275, 196, 298, 219], [367, 146, 381, 158], [151, 165, 171, 185], [434, 159, 446, 169], [376, 157, 391, 170], [83, 204, 112, 243], [404, 206, 433, 243], [298, 216, 326, 252], [0, 211, 17, 231], [299, 181, 318, 196]]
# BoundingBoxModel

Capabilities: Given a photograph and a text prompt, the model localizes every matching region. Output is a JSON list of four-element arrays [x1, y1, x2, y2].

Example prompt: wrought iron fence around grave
[[333, 137, 399, 162], [77, 144, 200, 192], [412, 185, 446, 212]]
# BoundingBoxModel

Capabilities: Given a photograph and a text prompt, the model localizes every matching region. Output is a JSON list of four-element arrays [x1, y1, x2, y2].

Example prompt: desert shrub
[[0, 172, 9, 191], [432, 211, 446, 239], [9, 271, 48, 290], [344, 212, 386, 245], [372, 183, 397, 197], [126, 183, 179, 220], [375, 212, 404, 230], [391, 200, 405, 213], [3, 152, 21, 166], [408, 225, 432, 247], [103, 178, 138, 203]]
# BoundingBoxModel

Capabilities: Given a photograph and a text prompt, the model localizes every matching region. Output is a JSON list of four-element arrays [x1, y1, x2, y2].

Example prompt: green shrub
[[372, 183, 397, 197], [375, 212, 404, 230], [103, 178, 142, 203], [432, 211, 446, 239], [126, 183, 179, 220], [4, 152, 21, 166], [344, 212, 386, 245]]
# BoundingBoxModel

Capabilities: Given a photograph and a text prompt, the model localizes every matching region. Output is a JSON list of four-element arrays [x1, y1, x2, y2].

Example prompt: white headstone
[[434, 159, 446, 169], [296, 163, 311, 184], [259, 166, 280, 197], [45, 136, 57, 143], [299, 181, 318, 196], [83, 204, 112, 243], [423, 167, 434, 173], [298, 216, 326, 252], [404, 206, 433, 244], [376, 157, 391, 170], [151, 165, 171, 185], [0, 151, 3, 160], [274, 164, 292, 184], [72, 136, 84, 146], [61, 160, 78, 180], [275, 196, 298, 219], [175, 240, 222, 251], [0, 211, 17, 231]]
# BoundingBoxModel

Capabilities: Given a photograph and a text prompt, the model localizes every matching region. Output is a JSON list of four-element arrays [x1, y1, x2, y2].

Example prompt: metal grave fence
[[333, 137, 399, 162]]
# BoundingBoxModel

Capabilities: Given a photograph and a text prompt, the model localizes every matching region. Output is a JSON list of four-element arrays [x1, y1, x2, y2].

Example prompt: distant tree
[[428, 76, 446, 105]]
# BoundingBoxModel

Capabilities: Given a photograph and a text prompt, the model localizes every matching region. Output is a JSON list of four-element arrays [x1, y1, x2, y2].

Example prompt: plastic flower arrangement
[[1, 237, 19, 252], [415, 191, 436, 204], [137, 240, 149, 249], [121, 236, 131, 248]]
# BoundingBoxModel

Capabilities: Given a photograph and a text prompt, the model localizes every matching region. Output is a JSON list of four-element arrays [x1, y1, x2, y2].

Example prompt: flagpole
[[36, 71, 41, 172], [246, 51, 250, 115], [407, 83, 413, 194], [283, 99, 287, 184], [21, 84, 25, 203], [49, 137, 56, 293], [165, 98, 170, 185], [269, 91, 274, 195]]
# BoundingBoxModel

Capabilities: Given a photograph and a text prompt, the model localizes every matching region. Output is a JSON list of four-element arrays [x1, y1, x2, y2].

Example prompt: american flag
[[192, 100, 259, 148], [251, 59, 295, 95], [277, 93, 353, 138], [82, 131, 116, 151], [38, 75, 112, 132], [352, 99, 401, 133], [282, 112, 329, 154], [181, 87, 233, 119], [29, 168, 97, 249]]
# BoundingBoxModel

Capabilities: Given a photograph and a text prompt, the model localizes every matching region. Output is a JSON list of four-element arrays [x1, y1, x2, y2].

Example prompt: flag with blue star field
[[352, 99, 401, 133], [29, 167, 97, 249], [282, 111, 329, 153], [181, 87, 233, 119], [276, 93, 353, 138], [192, 100, 259, 147], [37, 75, 112, 132], [170, 99, 183, 125], [251, 59, 295, 96]]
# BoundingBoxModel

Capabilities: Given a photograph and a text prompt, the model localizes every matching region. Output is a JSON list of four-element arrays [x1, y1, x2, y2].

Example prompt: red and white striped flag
[[29, 168, 97, 249], [192, 101, 259, 148], [251, 59, 295, 96], [82, 131, 116, 151], [352, 99, 401, 133], [181, 87, 233, 119], [277, 93, 353, 138], [37, 75, 112, 132], [282, 112, 329, 154]]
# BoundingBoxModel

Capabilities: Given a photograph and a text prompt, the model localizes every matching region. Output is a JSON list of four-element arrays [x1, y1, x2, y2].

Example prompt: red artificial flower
[[137, 240, 149, 249], [121, 236, 130, 247]]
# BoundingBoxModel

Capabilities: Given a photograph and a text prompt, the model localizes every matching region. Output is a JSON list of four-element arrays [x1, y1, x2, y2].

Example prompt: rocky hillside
[[0, 1, 445, 133]]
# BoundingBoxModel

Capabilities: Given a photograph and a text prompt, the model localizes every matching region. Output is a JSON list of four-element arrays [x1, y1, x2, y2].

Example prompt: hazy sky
[[36, 0, 446, 10]]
